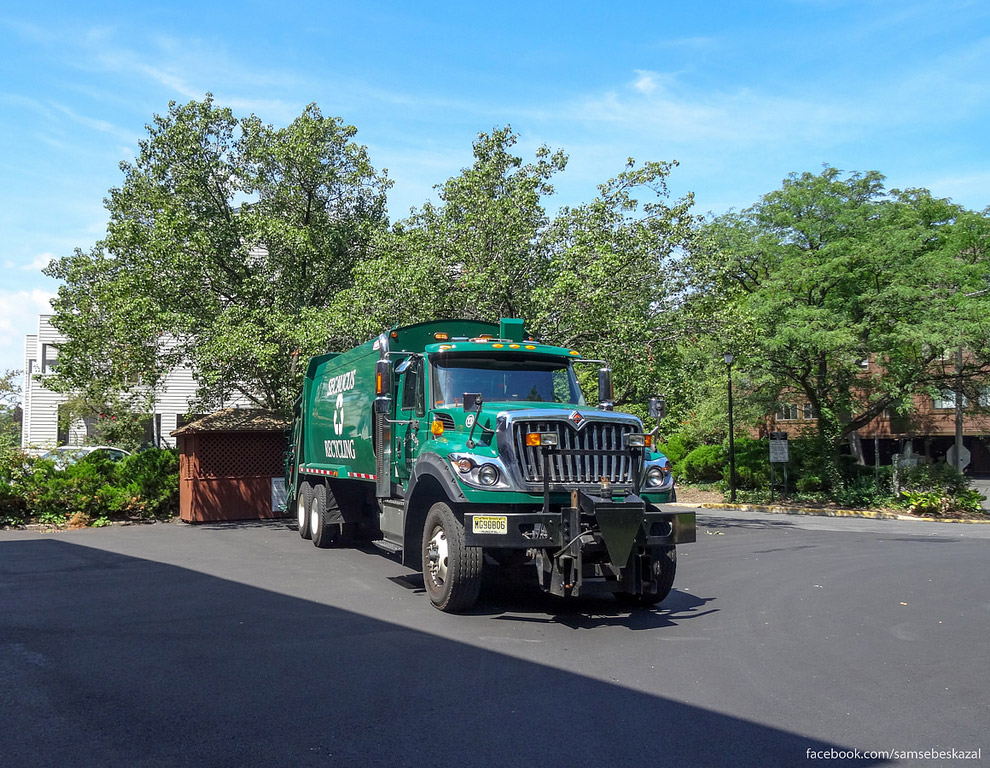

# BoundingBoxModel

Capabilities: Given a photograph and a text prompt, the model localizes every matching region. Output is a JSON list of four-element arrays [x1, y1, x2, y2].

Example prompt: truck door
[[393, 356, 425, 484]]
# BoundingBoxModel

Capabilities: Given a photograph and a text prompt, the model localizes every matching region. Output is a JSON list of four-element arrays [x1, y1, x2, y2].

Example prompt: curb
[[694, 503, 990, 525]]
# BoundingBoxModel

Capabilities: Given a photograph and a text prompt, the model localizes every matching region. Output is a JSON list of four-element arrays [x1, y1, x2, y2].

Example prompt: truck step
[[372, 538, 403, 555]]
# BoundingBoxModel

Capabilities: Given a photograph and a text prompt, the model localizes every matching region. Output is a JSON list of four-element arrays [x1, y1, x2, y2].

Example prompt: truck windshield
[[431, 356, 586, 407]]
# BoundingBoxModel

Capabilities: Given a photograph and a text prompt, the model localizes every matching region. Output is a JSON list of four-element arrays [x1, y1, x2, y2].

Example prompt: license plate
[[472, 515, 507, 534]]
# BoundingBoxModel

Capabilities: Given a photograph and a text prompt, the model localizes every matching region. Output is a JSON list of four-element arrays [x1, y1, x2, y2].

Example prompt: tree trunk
[[848, 431, 865, 465]]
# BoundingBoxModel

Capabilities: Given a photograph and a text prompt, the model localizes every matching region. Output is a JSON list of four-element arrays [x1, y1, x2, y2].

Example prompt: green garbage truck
[[286, 318, 695, 612]]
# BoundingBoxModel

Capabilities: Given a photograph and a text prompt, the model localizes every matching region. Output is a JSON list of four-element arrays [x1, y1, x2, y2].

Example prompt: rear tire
[[422, 502, 482, 612], [311, 482, 350, 548], [297, 481, 313, 540]]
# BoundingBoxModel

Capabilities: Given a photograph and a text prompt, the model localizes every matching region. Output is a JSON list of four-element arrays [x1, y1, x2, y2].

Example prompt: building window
[[777, 403, 799, 421], [933, 390, 968, 410], [802, 403, 815, 420], [41, 344, 58, 374], [980, 387, 990, 408]]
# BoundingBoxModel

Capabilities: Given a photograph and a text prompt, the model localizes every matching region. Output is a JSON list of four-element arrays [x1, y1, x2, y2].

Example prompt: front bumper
[[463, 492, 696, 550]]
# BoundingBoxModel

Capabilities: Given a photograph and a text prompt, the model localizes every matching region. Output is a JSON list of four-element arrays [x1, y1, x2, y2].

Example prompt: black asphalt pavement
[[1, 507, 988, 767]]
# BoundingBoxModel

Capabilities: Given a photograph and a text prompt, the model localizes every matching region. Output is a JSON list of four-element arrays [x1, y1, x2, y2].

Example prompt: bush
[[656, 433, 693, 469], [0, 447, 179, 527], [729, 436, 771, 490], [112, 449, 180, 518], [898, 462, 969, 495], [679, 444, 725, 483]]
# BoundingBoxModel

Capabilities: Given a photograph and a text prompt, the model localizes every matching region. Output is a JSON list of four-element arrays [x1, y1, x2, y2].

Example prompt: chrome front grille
[[512, 420, 638, 485]]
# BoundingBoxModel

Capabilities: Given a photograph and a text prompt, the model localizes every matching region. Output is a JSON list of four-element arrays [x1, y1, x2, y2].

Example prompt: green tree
[[0, 369, 21, 452], [685, 166, 990, 472], [341, 129, 697, 420], [338, 127, 565, 342], [45, 96, 390, 413], [534, 159, 697, 412]]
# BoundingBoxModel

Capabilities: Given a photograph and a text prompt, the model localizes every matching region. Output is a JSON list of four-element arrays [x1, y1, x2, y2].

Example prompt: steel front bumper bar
[[463, 492, 696, 550]]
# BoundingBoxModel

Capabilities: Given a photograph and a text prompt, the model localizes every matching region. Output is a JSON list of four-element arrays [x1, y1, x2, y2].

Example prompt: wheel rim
[[426, 525, 448, 587], [310, 495, 320, 537], [297, 494, 306, 530]]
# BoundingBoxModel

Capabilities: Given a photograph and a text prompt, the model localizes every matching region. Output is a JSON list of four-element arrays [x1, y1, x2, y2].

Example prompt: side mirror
[[463, 392, 483, 412], [598, 367, 614, 411], [649, 396, 666, 420], [375, 359, 392, 396], [374, 395, 392, 415]]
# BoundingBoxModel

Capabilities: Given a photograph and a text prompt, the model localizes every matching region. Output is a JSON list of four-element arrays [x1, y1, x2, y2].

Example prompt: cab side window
[[400, 358, 426, 417]]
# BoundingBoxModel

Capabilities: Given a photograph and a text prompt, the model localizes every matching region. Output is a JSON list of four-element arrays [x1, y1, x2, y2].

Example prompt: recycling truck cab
[[287, 318, 695, 612]]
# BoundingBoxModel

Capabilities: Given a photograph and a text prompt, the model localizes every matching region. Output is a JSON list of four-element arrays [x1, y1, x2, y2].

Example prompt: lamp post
[[724, 352, 737, 503]]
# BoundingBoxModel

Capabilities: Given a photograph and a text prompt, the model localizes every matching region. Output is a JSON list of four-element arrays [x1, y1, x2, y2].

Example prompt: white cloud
[[566, 70, 865, 153], [633, 70, 660, 95], [0, 289, 56, 374], [927, 171, 990, 209], [135, 64, 202, 101], [21, 252, 56, 272], [49, 102, 142, 144]]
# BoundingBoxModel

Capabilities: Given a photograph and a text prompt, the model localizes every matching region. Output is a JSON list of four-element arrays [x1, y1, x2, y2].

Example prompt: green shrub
[[954, 488, 987, 514], [795, 475, 823, 493], [112, 449, 179, 518], [898, 486, 986, 517], [0, 447, 179, 527], [679, 444, 725, 483], [656, 433, 693, 468], [728, 436, 772, 490], [898, 462, 969, 495]]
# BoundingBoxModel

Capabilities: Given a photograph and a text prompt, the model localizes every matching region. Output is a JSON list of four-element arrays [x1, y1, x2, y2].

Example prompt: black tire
[[422, 502, 482, 612], [297, 481, 313, 540], [617, 546, 676, 607], [311, 482, 351, 548]]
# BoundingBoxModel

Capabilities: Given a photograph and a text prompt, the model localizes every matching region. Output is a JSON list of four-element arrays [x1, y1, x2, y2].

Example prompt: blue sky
[[1, 0, 988, 384]]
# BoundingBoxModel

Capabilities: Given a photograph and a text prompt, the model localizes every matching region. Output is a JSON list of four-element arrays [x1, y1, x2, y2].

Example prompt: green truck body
[[287, 318, 695, 612]]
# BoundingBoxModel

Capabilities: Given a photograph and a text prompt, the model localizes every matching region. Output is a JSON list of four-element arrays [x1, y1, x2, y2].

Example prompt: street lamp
[[724, 352, 737, 503]]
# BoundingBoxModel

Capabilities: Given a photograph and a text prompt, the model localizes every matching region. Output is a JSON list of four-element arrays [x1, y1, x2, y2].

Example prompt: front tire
[[616, 546, 676, 607], [297, 481, 313, 540], [422, 502, 482, 612]]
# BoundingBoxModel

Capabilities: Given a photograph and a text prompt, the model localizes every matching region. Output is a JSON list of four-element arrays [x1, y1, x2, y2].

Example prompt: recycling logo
[[333, 392, 345, 435]]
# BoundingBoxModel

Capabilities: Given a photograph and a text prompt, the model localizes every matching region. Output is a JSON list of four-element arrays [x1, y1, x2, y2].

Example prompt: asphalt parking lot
[[1, 508, 987, 767]]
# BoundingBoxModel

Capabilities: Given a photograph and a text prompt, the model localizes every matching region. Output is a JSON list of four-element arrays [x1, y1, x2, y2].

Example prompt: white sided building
[[22, 315, 249, 451]]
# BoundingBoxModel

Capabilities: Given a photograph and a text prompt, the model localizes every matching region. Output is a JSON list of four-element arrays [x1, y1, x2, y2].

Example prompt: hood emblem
[[570, 410, 584, 426]]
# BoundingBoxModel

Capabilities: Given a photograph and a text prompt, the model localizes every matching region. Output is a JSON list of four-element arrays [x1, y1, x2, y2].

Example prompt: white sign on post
[[769, 431, 789, 463]]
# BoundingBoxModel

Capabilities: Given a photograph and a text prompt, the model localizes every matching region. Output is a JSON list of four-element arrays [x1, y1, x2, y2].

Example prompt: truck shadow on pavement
[[0, 537, 888, 768], [388, 558, 718, 629]]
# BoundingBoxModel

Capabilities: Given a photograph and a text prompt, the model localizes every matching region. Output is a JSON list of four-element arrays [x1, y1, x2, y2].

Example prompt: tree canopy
[[45, 96, 390, 412], [40, 97, 990, 487], [339, 129, 697, 412], [685, 166, 990, 458]]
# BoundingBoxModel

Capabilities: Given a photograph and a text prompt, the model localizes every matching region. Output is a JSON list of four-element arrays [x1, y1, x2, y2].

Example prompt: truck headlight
[[477, 464, 500, 486], [645, 466, 665, 488]]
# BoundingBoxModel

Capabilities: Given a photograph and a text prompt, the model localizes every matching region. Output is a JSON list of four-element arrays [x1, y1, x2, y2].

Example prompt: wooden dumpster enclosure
[[171, 409, 291, 523]]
